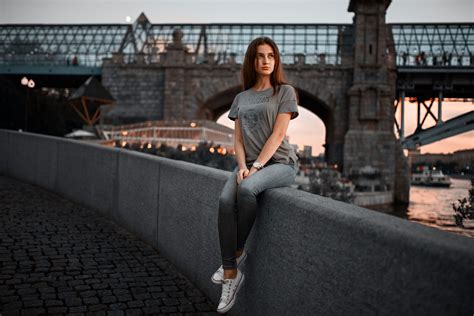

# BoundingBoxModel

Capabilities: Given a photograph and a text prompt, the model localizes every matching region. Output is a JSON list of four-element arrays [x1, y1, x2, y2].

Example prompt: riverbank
[[365, 178, 474, 238]]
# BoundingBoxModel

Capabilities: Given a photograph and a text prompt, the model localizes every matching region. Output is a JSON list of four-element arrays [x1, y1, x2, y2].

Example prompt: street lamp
[[20, 76, 35, 131]]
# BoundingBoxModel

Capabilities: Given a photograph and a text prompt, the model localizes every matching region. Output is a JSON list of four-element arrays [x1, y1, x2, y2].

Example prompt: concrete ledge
[[156, 158, 228, 298], [5, 131, 58, 191], [238, 188, 474, 314], [117, 150, 162, 247], [0, 130, 10, 176], [56, 140, 119, 218], [1, 129, 473, 315]]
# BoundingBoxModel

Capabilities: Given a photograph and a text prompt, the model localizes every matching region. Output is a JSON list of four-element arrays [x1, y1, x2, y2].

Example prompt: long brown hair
[[241, 36, 287, 95]]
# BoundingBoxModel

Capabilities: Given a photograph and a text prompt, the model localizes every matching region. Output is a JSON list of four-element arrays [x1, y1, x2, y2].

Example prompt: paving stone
[[124, 309, 143, 316], [178, 304, 196, 312], [109, 303, 128, 310], [143, 306, 162, 314], [83, 297, 100, 305], [20, 307, 46, 315], [2, 301, 23, 311], [17, 288, 36, 295], [127, 300, 145, 308], [68, 305, 88, 313], [0, 295, 19, 304], [160, 306, 178, 313], [79, 290, 97, 298], [47, 306, 68, 314], [45, 299, 63, 307], [23, 300, 43, 308], [2, 310, 21, 316], [163, 297, 180, 306], [42, 293, 58, 300], [64, 297, 83, 307], [101, 295, 117, 304], [88, 304, 108, 312], [132, 292, 151, 300], [0, 176, 216, 315]]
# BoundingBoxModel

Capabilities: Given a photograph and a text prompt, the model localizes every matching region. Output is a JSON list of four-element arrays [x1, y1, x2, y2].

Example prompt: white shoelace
[[221, 279, 234, 301]]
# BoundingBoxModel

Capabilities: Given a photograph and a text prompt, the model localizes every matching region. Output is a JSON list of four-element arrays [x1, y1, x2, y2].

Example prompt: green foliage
[[308, 169, 354, 203], [452, 182, 474, 227]]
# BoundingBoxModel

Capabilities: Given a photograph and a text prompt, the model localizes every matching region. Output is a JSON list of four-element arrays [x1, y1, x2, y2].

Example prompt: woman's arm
[[234, 119, 247, 170], [248, 112, 292, 175], [234, 119, 250, 183]]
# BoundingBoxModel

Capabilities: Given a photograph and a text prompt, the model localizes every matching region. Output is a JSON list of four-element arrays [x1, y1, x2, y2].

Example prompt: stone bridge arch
[[197, 85, 241, 121], [296, 88, 335, 163]]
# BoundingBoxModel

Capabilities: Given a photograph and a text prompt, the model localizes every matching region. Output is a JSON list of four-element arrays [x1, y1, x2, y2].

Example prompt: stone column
[[344, 0, 409, 204], [112, 52, 124, 64], [162, 29, 191, 120]]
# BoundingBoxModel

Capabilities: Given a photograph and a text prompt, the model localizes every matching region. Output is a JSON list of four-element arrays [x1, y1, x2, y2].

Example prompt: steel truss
[[2, 17, 473, 68], [391, 23, 474, 67], [394, 93, 474, 149]]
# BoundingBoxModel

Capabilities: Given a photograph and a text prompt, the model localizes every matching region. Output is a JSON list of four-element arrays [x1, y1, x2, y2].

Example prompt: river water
[[368, 178, 474, 238]]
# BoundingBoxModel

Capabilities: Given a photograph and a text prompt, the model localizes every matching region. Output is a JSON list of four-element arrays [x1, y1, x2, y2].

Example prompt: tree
[[452, 181, 474, 227]]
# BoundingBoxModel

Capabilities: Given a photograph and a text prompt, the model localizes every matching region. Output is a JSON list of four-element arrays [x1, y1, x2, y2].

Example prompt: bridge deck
[[0, 175, 217, 315]]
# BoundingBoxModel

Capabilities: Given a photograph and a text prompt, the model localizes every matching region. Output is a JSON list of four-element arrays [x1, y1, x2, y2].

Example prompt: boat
[[411, 168, 452, 187]]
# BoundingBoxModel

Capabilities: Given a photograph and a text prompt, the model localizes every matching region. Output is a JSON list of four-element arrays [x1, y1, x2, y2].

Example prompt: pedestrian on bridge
[[212, 36, 299, 313]]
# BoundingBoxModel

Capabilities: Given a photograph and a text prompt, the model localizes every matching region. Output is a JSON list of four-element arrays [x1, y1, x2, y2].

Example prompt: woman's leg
[[218, 166, 240, 270], [236, 163, 296, 250]]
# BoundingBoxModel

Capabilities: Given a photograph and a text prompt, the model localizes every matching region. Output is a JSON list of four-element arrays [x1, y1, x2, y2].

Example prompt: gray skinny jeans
[[218, 160, 297, 269]]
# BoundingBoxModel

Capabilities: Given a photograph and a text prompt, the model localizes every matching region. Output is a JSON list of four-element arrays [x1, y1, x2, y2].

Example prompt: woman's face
[[254, 44, 275, 77]]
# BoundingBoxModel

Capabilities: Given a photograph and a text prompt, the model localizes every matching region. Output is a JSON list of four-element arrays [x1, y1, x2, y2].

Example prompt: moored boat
[[411, 168, 451, 187]]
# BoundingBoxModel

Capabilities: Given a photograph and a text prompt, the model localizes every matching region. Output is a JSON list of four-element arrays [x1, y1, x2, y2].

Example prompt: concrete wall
[[1, 129, 473, 315]]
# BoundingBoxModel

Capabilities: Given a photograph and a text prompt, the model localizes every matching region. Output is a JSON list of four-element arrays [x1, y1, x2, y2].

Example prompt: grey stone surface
[[156, 158, 227, 300], [101, 65, 165, 124], [56, 140, 119, 218], [117, 150, 161, 248], [6, 131, 58, 191], [0, 175, 216, 315], [0, 129, 9, 176], [234, 187, 474, 314]]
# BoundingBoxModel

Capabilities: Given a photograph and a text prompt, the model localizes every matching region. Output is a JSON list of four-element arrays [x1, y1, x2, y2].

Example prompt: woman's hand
[[236, 168, 249, 184], [246, 167, 259, 178]]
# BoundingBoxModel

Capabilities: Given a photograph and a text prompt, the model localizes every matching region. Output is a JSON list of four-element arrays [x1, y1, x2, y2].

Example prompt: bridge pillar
[[344, 0, 410, 204], [162, 29, 193, 120]]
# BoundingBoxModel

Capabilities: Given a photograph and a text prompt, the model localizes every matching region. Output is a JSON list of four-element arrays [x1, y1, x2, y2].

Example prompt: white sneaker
[[217, 269, 244, 314], [211, 249, 247, 284]]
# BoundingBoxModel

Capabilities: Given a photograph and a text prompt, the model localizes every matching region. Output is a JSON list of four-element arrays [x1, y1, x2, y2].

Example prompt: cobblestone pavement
[[0, 176, 218, 315]]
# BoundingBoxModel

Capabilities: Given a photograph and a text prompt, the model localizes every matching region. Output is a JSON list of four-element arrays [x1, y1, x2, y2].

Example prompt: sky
[[1, 0, 473, 155]]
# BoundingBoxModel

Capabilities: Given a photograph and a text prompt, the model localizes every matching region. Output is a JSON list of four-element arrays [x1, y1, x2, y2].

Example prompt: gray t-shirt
[[228, 84, 299, 165]]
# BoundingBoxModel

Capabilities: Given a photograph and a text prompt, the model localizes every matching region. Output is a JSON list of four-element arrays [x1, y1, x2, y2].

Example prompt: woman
[[212, 36, 299, 313]]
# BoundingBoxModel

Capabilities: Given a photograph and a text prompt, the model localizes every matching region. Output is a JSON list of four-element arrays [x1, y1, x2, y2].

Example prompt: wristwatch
[[252, 161, 264, 170]]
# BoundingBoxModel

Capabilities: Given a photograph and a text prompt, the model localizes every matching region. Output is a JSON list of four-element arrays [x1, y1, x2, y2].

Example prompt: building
[[409, 148, 474, 170]]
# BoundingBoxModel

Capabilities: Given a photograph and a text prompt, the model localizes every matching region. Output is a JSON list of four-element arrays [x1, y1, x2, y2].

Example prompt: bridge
[[1, 0, 474, 204]]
